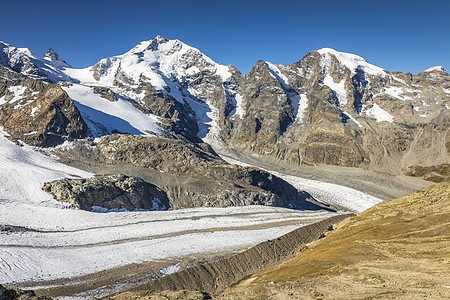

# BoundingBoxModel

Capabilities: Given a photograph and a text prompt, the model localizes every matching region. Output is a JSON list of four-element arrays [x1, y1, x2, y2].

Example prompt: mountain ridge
[[0, 36, 449, 180]]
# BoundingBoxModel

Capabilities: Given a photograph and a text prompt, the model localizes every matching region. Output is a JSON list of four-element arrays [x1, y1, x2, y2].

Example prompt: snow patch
[[30, 107, 38, 117], [391, 75, 406, 84], [342, 112, 363, 128], [297, 93, 309, 123], [322, 75, 348, 107], [265, 62, 305, 122], [8, 85, 27, 103], [62, 84, 162, 137], [423, 66, 446, 73], [232, 93, 245, 118], [23, 131, 37, 136], [365, 103, 394, 123], [383, 86, 411, 101], [160, 263, 181, 276]]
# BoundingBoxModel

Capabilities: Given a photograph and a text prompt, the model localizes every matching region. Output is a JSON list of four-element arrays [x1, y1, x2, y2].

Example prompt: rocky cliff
[[0, 65, 88, 146]]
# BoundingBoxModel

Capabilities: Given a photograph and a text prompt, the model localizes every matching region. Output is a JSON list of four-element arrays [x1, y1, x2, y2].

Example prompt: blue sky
[[1, 0, 449, 74]]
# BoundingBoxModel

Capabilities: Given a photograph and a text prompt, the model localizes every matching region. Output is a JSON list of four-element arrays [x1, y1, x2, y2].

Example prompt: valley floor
[[0, 131, 433, 299]]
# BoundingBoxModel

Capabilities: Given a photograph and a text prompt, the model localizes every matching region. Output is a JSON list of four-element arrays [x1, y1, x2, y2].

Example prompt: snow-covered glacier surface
[[0, 131, 341, 284]]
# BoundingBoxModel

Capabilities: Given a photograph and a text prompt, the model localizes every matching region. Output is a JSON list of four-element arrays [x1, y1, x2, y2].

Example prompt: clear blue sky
[[1, 0, 449, 74]]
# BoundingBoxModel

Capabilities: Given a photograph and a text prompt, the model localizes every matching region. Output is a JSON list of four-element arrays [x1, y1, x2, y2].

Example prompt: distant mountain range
[[1, 36, 448, 182]]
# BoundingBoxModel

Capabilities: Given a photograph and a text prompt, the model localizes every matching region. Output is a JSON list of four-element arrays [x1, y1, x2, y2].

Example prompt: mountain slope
[[218, 182, 450, 299], [0, 36, 448, 177]]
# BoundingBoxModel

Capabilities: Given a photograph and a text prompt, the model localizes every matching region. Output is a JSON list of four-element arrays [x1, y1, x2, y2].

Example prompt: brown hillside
[[218, 182, 450, 299]]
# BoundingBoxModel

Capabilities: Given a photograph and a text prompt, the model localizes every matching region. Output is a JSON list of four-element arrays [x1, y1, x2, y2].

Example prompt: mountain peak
[[316, 47, 386, 77], [154, 35, 168, 43], [44, 48, 71, 67], [423, 66, 446, 73]]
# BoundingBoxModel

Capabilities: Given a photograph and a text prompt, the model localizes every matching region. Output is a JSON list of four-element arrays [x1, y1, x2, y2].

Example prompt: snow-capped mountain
[[0, 36, 448, 179], [0, 36, 447, 294]]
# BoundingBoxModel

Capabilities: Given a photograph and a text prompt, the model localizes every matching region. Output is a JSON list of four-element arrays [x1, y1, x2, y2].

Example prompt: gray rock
[[0, 66, 89, 147], [42, 174, 170, 211]]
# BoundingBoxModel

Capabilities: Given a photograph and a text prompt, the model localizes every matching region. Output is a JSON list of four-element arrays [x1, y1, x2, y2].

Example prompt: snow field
[[62, 84, 162, 137], [0, 132, 338, 284]]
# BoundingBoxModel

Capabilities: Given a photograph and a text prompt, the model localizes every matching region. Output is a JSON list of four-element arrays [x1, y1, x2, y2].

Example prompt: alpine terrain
[[0, 36, 448, 298]]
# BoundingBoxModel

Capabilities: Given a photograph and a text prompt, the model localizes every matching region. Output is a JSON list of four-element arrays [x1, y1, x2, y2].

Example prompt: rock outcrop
[[42, 174, 170, 211], [54, 134, 326, 210], [0, 285, 50, 300], [0, 66, 88, 146]]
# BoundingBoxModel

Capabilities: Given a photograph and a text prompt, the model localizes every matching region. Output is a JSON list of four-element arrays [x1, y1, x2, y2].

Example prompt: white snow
[[231, 93, 245, 119], [322, 75, 348, 107], [265, 62, 305, 123], [0, 223, 313, 284], [200, 101, 225, 149], [297, 93, 309, 123], [30, 107, 38, 117], [23, 131, 37, 136], [62, 84, 162, 137], [391, 75, 406, 84], [383, 86, 412, 101], [342, 111, 363, 128], [63, 37, 232, 102], [62, 36, 237, 146], [222, 156, 382, 213], [423, 66, 446, 73], [160, 263, 181, 276], [0, 95, 5, 105], [7, 85, 27, 103], [420, 114, 427, 118], [0, 130, 93, 209], [365, 103, 394, 123], [317, 48, 386, 77], [265, 62, 290, 84]]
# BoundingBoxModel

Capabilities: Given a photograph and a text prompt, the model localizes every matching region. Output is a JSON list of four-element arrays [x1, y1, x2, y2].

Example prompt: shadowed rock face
[[0, 66, 88, 146], [42, 174, 170, 211], [0, 284, 51, 300]]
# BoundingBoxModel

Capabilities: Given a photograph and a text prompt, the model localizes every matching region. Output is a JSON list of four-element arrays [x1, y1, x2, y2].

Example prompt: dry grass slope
[[219, 182, 450, 299]]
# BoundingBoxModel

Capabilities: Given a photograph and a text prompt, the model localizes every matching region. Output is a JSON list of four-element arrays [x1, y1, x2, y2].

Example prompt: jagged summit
[[126, 35, 183, 55], [44, 48, 71, 68]]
